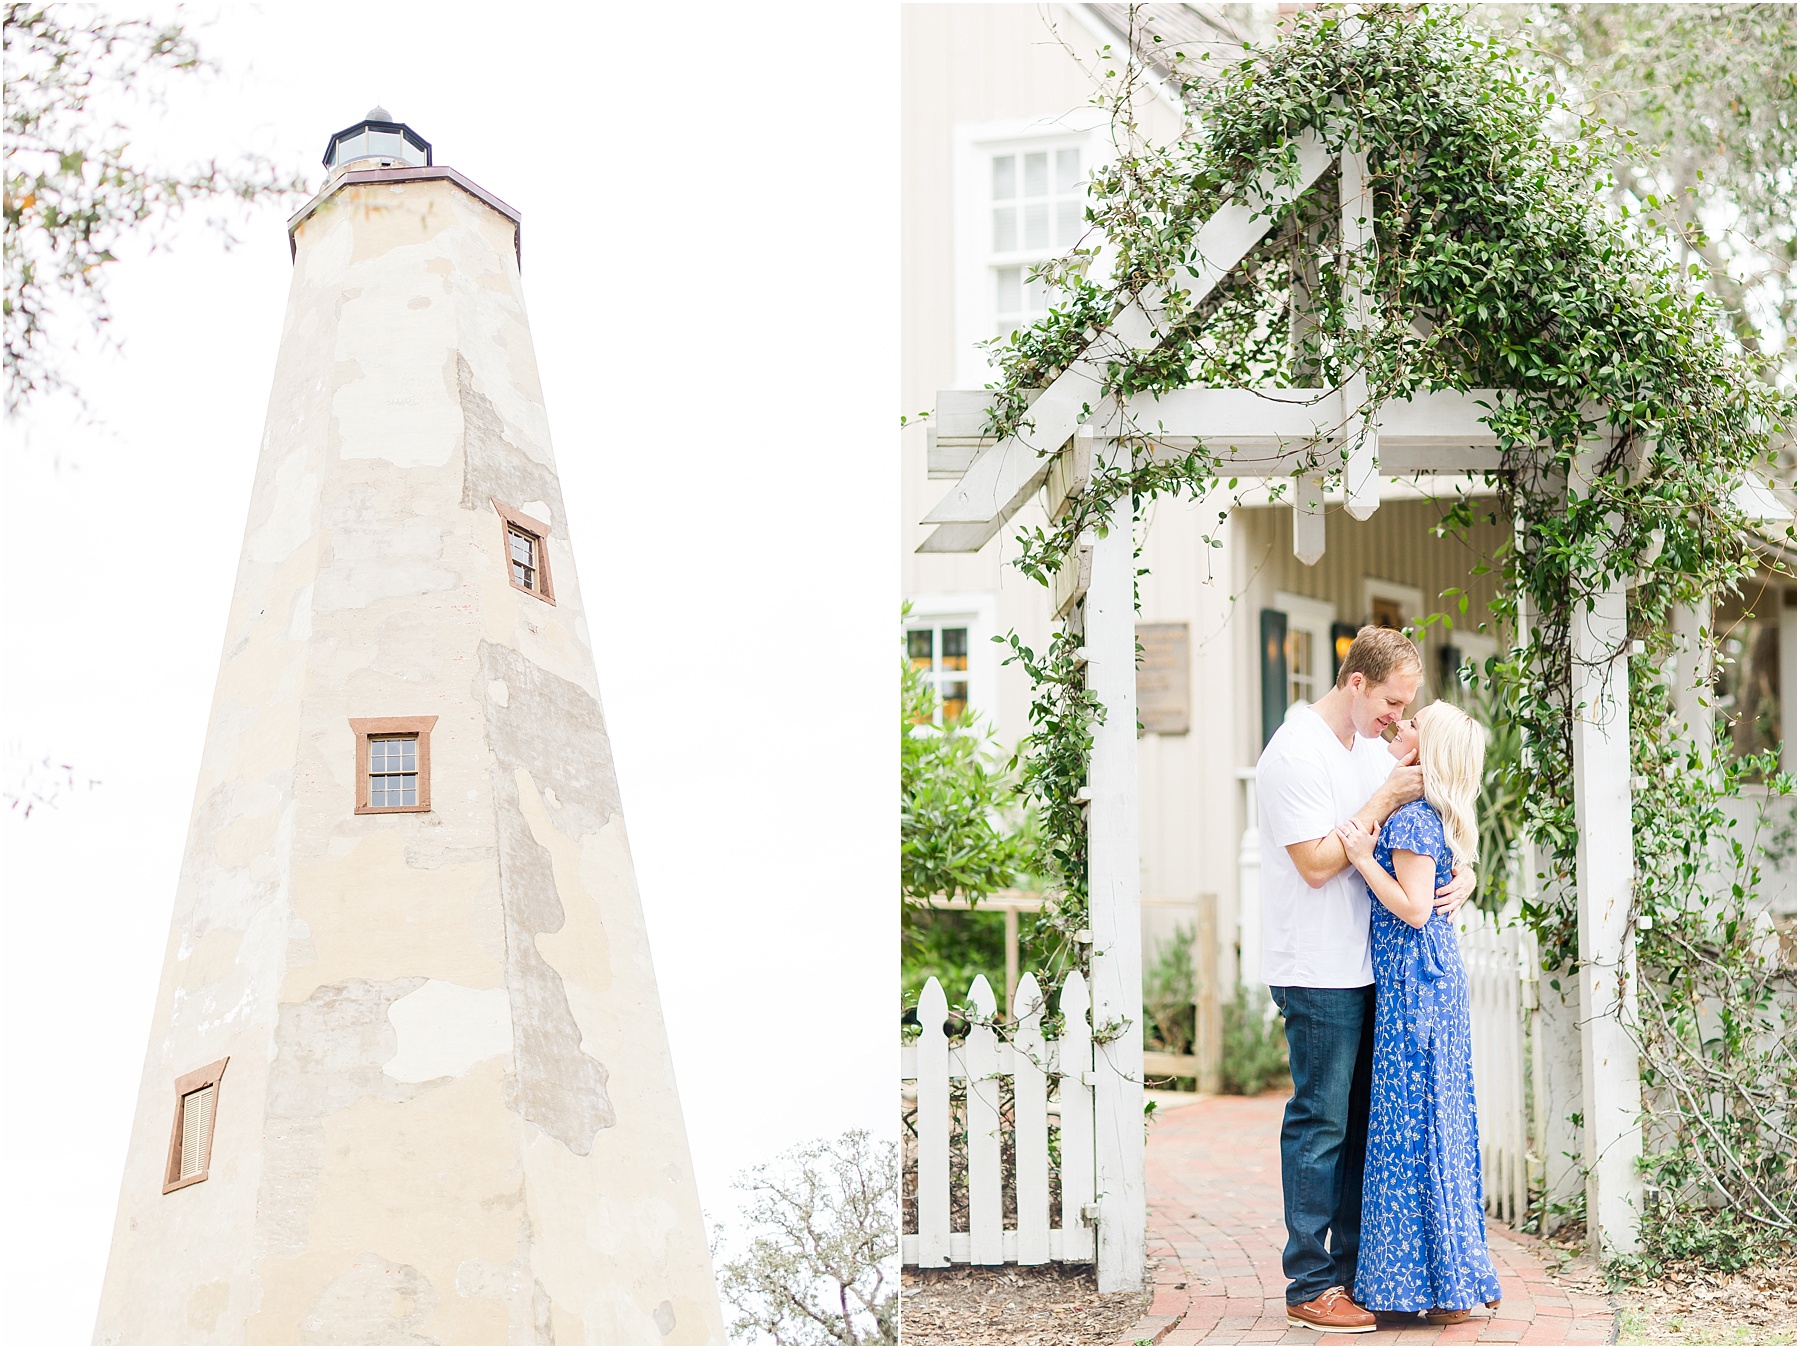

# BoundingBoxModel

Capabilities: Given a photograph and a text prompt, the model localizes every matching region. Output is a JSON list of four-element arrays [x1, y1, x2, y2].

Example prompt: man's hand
[[1360, 751, 1423, 826], [1434, 860, 1476, 917]]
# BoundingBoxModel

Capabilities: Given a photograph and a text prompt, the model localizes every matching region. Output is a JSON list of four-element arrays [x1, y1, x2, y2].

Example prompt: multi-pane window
[[1285, 628, 1316, 708], [163, 1057, 227, 1194], [493, 500, 555, 603], [351, 715, 436, 814], [908, 624, 970, 723], [368, 735, 419, 807], [990, 146, 1086, 339], [1716, 612, 1785, 768], [508, 526, 538, 592]]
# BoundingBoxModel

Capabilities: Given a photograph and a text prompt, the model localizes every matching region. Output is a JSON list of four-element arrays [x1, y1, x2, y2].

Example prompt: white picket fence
[[1459, 906, 1532, 1226], [903, 915, 1532, 1267], [902, 970, 1095, 1266]]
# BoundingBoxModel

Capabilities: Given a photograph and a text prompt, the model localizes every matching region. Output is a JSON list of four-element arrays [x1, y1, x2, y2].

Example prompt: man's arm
[[1284, 755, 1425, 889], [1357, 753, 1423, 830], [1284, 831, 1353, 889]]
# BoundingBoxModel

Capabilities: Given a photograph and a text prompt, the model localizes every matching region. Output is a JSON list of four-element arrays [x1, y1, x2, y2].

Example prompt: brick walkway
[[1122, 1093, 1618, 1346]]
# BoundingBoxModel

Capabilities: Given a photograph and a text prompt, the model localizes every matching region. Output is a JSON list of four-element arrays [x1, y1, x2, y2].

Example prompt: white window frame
[[903, 592, 999, 731], [1274, 591, 1335, 710], [1362, 577, 1425, 634], [1443, 628, 1498, 691], [952, 114, 1108, 387]]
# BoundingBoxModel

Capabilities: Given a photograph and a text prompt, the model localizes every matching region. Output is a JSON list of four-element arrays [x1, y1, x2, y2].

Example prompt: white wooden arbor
[[919, 132, 1644, 1291]]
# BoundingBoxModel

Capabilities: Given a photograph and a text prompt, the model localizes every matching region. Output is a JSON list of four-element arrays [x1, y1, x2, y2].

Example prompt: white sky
[[0, 4, 896, 1336]]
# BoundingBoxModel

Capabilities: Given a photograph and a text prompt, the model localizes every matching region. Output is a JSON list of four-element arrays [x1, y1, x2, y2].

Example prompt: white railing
[[1459, 905, 1532, 1226], [902, 970, 1096, 1266]]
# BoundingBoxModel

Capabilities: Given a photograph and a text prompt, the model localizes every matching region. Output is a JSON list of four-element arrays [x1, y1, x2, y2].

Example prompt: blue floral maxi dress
[[1351, 800, 1502, 1312]]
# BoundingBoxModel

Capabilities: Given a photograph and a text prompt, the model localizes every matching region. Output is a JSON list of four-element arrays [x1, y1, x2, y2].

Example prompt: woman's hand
[[1336, 819, 1378, 868]]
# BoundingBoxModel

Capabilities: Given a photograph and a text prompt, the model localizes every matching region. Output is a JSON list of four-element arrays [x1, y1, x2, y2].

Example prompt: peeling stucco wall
[[95, 173, 723, 1346]]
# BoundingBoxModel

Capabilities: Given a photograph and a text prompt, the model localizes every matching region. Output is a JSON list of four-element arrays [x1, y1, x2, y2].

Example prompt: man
[[1255, 626, 1475, 1335]]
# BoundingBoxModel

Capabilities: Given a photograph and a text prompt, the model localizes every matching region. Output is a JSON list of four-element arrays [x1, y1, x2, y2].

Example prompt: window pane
[[941, 627, 968, 670], [1024, 273, 1046, 314], [1056, 200, 1082, 247], [512, 561, 531, 587], [400, 782, 417, 806], [1716, 619, 1783, 763], [907, 629, 934, 666], [991, 154, 1015, 200], [992, 206, 1016, 253], [1286, 631, 1314, 701], [995, 267, 1021, 317], [1022, 203, 1049, 251], [942, 682, 969, 722], [510, 530, 534, 566], [1023, 151, 1048, 197], [1056, 148, 1082, 194]]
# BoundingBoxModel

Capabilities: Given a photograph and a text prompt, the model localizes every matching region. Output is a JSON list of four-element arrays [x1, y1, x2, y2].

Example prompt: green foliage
[[978, 3, 1793, 1252], [900, 652, 1032, 906], [2, 5, 308, 412], [715, 1130, 898, 1345], [1143, 924, 1197, 1056], [1455, 679, 1527, 911], [1220, 986, 1289, 1097], [996, 626, 1099, 965], [1487, 3, 1796, 381]]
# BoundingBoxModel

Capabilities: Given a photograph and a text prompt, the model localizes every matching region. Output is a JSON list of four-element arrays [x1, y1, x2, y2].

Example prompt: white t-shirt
[[1255, 706, 1398, 988]]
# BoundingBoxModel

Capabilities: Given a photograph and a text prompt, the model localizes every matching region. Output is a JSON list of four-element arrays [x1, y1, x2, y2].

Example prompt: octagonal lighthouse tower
[[95, 113, 724, 1346]]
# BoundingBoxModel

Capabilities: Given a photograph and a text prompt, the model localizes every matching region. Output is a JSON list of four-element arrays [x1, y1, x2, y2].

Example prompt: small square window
[[493, 500, 556, 604], [350, 716, 437, 814], [163, 1057, 228, 1194]]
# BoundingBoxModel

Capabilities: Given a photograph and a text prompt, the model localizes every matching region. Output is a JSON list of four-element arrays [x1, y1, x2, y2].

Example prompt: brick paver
[[1119, 1093, 1619, 1346]]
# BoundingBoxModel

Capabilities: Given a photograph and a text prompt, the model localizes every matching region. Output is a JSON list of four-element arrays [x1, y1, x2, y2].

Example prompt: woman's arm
[[1335, 823, 1435, 929]]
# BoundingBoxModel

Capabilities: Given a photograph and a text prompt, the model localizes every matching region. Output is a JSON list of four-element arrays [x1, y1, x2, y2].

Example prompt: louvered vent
[[179, 1084, 215, 1179]]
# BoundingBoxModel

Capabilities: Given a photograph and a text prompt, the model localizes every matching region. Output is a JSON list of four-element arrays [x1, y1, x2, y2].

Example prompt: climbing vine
[[986, 4, 1794, 1266]]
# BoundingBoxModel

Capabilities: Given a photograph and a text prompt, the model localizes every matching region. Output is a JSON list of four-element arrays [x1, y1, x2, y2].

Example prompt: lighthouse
[[93, 112, 725, 1345]]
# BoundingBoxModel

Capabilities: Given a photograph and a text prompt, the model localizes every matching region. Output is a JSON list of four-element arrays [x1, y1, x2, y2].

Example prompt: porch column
[[1571, 445, 1643, 1257], [1086, 448, 1146, 1294]]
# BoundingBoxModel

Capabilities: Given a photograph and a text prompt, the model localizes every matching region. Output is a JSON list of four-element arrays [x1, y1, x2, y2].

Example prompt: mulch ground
[[1611, 1259, 1796, 1346], [901, 1262, 1151, 1345]]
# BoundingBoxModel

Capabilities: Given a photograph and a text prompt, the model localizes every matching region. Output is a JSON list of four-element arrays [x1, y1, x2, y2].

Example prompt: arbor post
[[1086, 450, 1146, 1294], [1571, 446, 1643, 1258]]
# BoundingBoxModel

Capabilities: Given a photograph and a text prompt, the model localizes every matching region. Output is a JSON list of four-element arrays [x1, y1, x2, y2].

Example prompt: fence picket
[[1013, 972, 1050, 1265], [915, 977, 951, 1267], [903, 965, 1098, 1268], [1459, 908, 1528, 1227], [1059, 970, 1095, 1261], [966, 976, 1003, 1264]]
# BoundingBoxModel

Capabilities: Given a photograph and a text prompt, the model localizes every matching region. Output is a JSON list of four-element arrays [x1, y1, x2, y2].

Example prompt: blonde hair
[[1415, 700, 1487, 865]]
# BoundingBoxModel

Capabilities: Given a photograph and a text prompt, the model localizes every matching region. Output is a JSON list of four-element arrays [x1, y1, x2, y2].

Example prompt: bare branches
[[2, 4, 309, 413], [716, 1130, 898, 1345]]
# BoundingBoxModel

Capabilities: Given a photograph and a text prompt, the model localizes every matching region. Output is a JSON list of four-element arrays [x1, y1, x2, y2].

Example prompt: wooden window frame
[[350, 716, 438, 814], [492, 499, 555, 604], [163, 1057, 229, 1194]]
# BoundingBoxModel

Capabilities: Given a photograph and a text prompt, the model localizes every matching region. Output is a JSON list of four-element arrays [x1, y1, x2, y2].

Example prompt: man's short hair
[[1335, 625, 1422, 690]]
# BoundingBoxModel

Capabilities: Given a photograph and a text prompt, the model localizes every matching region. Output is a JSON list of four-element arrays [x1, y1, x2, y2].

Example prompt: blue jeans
[[1269, 983, 1376, 1306]]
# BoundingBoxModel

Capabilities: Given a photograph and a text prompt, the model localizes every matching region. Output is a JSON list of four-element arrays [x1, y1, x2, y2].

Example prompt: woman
[[1335, 700, 1502, 1326]]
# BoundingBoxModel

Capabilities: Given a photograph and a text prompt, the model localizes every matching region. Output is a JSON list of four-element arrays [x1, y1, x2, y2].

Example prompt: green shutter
[[1260, 609, 1288, 748]]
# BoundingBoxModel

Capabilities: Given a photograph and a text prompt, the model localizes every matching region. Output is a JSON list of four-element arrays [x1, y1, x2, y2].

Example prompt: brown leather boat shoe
[[1288, 1287, 1376, 1334]]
